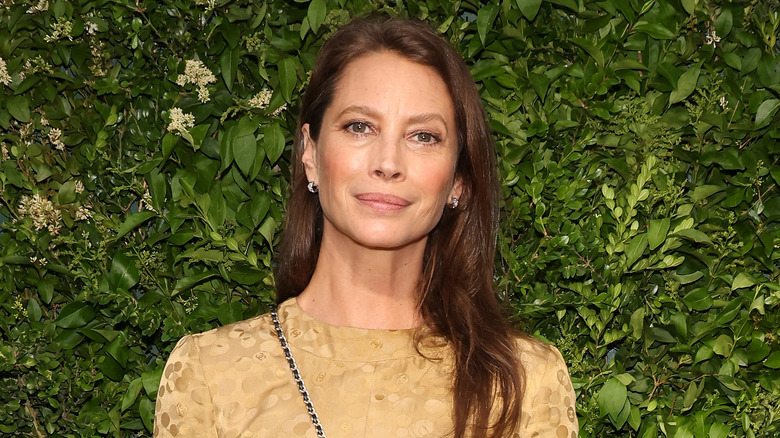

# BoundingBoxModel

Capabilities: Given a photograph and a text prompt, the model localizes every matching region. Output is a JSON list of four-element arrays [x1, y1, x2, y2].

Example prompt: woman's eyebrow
[[338, 105, 449, 129], [336, 105, 382, 120]]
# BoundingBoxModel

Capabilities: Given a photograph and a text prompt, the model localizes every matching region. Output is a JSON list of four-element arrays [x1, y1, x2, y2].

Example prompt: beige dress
[[154, 298, 578, 438]]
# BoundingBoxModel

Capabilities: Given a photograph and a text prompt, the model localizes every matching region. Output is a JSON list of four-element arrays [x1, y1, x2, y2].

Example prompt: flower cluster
[[90, 39, 106, 77], [1, 142, 9, 161], [74, 180, 85, 194], [272, 103, 288, 116], [44, 17, 74, 43], [167, 107, 195, 135], [704, 28, 720, 46], [20, 55, 53, 80], [249, 88, 272, 109], [0, 57, 11, 86], [176, 60, 216, 103], [18, 193, 62, 235], [49, 127, 65, 151], [75, 205, 93, 221], [26, 0, 48, 13], [141, 189, 157, 213]]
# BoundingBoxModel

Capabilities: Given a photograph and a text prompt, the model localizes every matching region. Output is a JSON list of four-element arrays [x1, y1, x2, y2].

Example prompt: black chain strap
[[271, 307, 327, 438]]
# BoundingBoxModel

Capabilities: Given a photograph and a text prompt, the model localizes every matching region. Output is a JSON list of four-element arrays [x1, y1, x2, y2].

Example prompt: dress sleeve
[[153, 335, 218, 438], [521, 345, 579, 438]]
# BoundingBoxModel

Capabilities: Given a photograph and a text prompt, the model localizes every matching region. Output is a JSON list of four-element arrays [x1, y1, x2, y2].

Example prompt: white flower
[[75, 205, 93, 221], [141, 190, 157, 213], [0, 58, 11, 86], [18, 194, 62, 235], [74, 180, 85, 194], [1, 142, 8, 161], [719, 96, 728, 109], [271, 103, 288, 116], [44, 17, 74, 43], [249, 88, 273, 109], [176, 60, 216, 103], [26, 0, 48, 13], [704, 29, 720, 46], [167, 107, 195, 135], [49, 128, 65, 151]]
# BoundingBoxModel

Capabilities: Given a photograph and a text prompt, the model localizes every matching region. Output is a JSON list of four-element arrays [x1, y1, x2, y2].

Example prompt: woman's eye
[[347, 122, 369, 133], [414, 132, 438, 143]]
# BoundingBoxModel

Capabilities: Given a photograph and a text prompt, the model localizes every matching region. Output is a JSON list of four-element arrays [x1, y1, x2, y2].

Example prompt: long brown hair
[[275, 16, 525, 438]]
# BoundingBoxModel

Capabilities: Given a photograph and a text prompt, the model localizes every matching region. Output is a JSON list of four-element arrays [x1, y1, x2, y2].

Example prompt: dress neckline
[[277, 298, 448, 362]]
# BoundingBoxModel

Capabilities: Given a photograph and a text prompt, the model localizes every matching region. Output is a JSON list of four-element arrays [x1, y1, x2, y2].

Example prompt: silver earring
[[450, 197, 459, 209], [307, 181, 319, 193]]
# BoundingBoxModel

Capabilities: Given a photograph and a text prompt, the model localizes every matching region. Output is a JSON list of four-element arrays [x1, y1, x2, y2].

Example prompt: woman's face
[[302, 51, 462, 251]]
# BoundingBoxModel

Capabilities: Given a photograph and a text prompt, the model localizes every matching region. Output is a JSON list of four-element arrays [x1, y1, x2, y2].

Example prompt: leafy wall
[[0, 0, 778, 436]]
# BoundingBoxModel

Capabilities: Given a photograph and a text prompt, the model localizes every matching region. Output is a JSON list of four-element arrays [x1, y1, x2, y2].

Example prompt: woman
[[154, 16, 577, 438]]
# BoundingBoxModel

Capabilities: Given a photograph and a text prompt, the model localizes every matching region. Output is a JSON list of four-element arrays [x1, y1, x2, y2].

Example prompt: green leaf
[[264, 122, 286, 164], [715, 10, 733, 37], [220, 46, 239, 92], [38, 277, 55, 304], [142, 367, 163, 398], [54, 301, 97, 328], [58, 181, 77, 204], [570, 38, 604, 66], [670, 63, 702, 104], [140, 397, 155, 432], [598, 378, 628, 420], [528, 71, 550, 101], [683, 288, 713, 311], [307, 0, 326, 33], [647, 218, 670, 250], [681, 0, 697, 14], [633, 21, 675, 39], [233, 132, 257, 177], [27, 298, 42, 321], [630, 307, 644, 340], [731, 272, 755, 290], [625, 233, 647, 268], [110, 253, 140, 291], [172, 271, 219, 296], [278, 57, 297, 104], [7, 95, 30, 122], [116, 211, 156, 239], [476, 4, 499, 45], [755, 99, 780, 128], [674, 228, 712, 244], [712, 335, 733, 356], [161, 133, 178, 162], [121, 378, 144, 411], [516, 0, 542, 20], [691, 185, 723, 201], [765, 351, 780, 368]]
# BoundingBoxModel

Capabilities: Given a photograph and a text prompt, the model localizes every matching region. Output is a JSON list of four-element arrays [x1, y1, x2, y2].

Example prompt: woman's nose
[[371, 135, 405, 180]]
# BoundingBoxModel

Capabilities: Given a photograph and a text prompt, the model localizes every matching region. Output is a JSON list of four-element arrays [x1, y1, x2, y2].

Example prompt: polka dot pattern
[[154, 298, 578, 437]]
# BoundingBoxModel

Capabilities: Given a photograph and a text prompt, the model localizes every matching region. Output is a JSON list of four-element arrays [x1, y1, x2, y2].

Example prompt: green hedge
[[1, 0, 778, 436]]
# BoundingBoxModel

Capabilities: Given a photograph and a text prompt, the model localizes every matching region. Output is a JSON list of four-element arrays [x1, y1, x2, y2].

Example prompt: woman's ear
[[450, 176, 464, 203], [301, 123, 318, 184]]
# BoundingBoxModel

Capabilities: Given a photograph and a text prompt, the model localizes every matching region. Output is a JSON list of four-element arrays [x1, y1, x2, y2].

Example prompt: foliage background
[[1, 0, 779, 436]]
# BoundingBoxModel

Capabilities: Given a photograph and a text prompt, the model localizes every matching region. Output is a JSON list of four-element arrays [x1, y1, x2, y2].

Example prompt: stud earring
[[450, 197, 459, 209], [307, 181, 319, 193]]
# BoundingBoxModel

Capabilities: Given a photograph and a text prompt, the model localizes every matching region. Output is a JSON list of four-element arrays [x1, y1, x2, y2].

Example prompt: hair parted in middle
[[275, 15, 527, 438]]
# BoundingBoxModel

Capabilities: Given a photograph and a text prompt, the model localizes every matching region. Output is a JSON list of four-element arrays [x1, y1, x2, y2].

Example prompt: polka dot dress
[[154, 298, 578, 437]]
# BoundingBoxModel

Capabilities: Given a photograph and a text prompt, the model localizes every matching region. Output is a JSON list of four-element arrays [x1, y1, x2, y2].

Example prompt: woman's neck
[[296, 231, 426, 330]]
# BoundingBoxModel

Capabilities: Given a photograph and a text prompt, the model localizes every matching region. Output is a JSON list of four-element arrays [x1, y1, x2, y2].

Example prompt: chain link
[[271, 307, 327, 438]]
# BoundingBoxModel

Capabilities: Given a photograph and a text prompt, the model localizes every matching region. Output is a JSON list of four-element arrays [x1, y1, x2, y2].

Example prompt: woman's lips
[[355, 193, 411, 211]]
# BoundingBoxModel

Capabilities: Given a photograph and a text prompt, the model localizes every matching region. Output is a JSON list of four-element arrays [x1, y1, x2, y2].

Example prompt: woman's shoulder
[[511, 334, 569, 371], [168, 301, 292, 362]]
